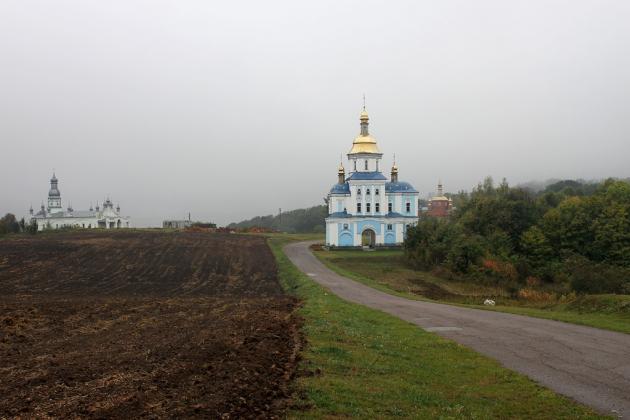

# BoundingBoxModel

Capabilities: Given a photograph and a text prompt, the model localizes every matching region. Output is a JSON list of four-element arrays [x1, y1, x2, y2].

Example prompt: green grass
[[315, 249, 630, 335], [269, 237, 606, 419]]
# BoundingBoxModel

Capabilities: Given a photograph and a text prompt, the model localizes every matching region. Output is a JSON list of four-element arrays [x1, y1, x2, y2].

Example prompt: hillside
[[406, 177, 630, 295], [228, 205, 327, 233]]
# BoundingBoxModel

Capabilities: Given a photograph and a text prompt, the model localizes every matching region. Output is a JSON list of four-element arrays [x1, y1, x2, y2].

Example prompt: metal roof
[[329, 183, 351, 194], [346, 171, 388, 181], [385, 181, 418, 193]]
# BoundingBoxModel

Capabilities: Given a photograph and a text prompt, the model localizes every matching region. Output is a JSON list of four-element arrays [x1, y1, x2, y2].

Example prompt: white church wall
[[396, 222, 404, 243]]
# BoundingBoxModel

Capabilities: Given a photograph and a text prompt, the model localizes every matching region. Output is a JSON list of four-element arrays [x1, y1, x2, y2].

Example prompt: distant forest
[[228, 205, 327, 233]]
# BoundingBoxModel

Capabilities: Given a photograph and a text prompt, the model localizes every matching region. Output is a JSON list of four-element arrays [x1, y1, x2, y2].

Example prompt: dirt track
[[285, 240, 630, 418], [0, 231, 301, 418]]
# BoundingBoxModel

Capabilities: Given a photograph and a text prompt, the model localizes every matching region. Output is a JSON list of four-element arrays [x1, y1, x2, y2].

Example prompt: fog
[[1, 0, 629, 226]]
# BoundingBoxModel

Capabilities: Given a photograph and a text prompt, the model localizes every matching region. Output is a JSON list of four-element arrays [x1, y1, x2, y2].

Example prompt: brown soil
[[0, 231, 302, 419], [409, 278, 459, 300]]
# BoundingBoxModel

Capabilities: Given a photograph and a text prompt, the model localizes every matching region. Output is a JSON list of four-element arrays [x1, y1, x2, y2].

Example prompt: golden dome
[[349, 135, 380, 154], [348, 109, 381, 154], [431, 195, 450, 201]]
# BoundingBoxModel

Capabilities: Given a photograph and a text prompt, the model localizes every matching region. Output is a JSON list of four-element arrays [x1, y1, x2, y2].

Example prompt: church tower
[[347, 108, 383, 173], [47, 173, 63, 214]]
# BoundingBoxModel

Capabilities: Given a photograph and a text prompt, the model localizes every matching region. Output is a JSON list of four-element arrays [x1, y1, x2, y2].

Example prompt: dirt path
[[285, 241, 630, 417]]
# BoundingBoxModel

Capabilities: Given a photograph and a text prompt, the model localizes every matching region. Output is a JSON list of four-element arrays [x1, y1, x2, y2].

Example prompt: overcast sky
[[1, 1, 629, 226]]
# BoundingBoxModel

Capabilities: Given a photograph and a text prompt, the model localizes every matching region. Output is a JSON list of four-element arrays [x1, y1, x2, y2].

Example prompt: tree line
[[228, 205, 327, 233], [0, 213, 38, 235], [404, 178, 630, 294]]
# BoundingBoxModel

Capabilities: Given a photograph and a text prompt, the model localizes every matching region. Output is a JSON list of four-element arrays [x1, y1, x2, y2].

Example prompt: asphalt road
[[284, 241, 630, 417]]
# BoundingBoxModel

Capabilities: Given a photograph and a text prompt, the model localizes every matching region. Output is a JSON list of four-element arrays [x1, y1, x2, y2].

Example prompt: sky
[[1, 0, 629, 226]]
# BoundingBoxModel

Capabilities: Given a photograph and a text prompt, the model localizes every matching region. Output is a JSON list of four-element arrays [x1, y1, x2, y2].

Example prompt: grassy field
[[315, 248, 630, 335], [269, 236, 606, 419]]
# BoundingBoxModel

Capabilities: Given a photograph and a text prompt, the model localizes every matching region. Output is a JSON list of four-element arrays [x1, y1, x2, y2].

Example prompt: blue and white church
[[325, 109, 419, 247]]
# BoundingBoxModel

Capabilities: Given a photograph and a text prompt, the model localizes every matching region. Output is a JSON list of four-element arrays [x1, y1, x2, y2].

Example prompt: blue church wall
[[384, 195, 418, 215], [388, 197, 394, 212], [339, 232, 353, 246], [356, 220, 383, 235], [338, 222, 354, 246], [402, 194, 416, 215], [384, 232, 396, 244]]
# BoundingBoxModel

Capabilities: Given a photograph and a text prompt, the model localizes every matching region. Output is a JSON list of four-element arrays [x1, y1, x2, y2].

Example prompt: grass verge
[[269, 236, 605, 419], [315, 249, 630, 335]]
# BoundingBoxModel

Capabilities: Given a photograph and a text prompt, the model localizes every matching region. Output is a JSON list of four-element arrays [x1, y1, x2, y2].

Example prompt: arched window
[[406, 202, 411, 213], [357, 188, 362, 195], [365, 160, 368, 170], [366, 188, 370, 195]]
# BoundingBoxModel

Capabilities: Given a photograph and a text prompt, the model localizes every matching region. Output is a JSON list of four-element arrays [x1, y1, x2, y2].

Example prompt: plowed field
[[0, 231, 301, 419]]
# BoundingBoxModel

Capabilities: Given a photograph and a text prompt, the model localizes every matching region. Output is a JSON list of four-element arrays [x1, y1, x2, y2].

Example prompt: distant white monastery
[[28, 173, 131, 230], [325, 108, 419, 247]]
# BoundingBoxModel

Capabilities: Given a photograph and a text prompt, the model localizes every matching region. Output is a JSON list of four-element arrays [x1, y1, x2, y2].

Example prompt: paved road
[[285, 241, 630, 417]]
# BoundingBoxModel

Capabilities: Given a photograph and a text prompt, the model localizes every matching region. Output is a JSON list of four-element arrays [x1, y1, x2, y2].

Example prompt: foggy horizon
[[2, 1, 629, 227]]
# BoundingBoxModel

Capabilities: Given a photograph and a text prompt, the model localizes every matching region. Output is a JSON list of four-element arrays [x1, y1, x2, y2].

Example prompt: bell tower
[[347, 107, 383, 173], [47, 173, 63, 214]]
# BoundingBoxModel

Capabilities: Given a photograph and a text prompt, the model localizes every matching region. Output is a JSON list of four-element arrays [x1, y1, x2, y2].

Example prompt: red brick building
[[427, 181, 453, 217]]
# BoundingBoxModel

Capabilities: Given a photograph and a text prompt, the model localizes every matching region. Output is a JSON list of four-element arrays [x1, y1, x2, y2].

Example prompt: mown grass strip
[[269, 237, 606, 419]]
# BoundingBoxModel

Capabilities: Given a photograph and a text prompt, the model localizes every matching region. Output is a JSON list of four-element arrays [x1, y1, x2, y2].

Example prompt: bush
[[568, 257, 630, 294], [0, 213, 20, 235], [517, 288, 557, 304], [566, 294, 630, 314], [445, 235, 485, 274], [26, 219, 38, 234], [481, 259, 518, 283], [404, 217, 456, 270]]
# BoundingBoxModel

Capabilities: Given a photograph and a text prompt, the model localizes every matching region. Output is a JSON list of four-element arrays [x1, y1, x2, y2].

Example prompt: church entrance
[[361, 229, 376, 248]]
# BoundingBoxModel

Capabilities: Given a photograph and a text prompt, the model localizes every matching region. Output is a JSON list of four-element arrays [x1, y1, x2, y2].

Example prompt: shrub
[[525, 276, 541, 287], [481, 258, 518, 283], [0, 213, 20, 235], [26, 219, 38, 235], [568, 257, 630, 294], [445, 235, 485, 273], [517, 288, 557, 304], [566, 294, 630, 314]]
